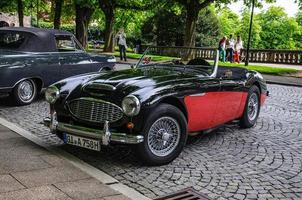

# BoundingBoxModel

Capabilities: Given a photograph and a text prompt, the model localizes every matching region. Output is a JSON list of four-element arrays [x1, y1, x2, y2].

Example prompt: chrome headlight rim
[[45, 86, 60, 104], [122, 95, 141, 117]]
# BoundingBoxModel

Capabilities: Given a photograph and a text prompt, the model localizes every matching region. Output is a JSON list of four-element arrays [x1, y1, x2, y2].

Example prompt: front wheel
[[12, 79, 37, 106], [136, 104, 187, 165], [240, 85, 260, 128]]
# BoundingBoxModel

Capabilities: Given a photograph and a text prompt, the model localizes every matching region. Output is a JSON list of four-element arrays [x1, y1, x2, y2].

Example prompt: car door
[[184, 78, 221, 132], [55, 35, 92, 80], [33, 53, 61, 87], [214, 76, 246, 125]]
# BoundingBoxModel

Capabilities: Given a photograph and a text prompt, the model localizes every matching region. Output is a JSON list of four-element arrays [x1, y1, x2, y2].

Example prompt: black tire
[[136, 104, 187, 165], [239, 85, 260, 128], [12, 79, 37, 106]]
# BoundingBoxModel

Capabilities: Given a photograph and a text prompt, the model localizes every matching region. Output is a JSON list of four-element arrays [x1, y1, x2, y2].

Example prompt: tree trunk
[[17, 0, 24, 27], [99, 0, 115, 52], [103, 13, 115, 52], [183, 6, 199, 60], [54, 0, 63, 29], [75, 4, 94, 49]]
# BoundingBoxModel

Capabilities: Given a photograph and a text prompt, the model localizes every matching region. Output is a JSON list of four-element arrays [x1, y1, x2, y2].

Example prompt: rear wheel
[[136, 104, 187, 165], [12, 79, 37, 106], [240, 85, 260, 128]]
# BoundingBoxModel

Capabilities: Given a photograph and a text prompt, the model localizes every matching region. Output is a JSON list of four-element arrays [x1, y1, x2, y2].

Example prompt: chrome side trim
[[189, 93, 206, 97]]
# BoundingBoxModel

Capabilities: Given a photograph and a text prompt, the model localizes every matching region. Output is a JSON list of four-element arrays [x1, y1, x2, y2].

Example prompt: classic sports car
[[0, 27, 116, 105], [44, 50, 268, 165]]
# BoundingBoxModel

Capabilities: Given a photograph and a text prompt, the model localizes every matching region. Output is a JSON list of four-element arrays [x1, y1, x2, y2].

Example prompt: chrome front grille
[[68, 98, 124, 123]]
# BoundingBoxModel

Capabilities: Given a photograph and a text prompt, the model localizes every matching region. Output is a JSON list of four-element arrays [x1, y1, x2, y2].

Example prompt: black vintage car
[[0, 27, 116, 105], [44, 50, 268, 165]]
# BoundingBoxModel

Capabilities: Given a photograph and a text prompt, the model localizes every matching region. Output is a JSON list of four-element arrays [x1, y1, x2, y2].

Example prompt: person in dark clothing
[[136, 39, 142, 54]]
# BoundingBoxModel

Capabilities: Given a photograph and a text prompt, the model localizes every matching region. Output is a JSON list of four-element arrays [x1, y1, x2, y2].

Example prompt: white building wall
[[0, 12, 31, 27]]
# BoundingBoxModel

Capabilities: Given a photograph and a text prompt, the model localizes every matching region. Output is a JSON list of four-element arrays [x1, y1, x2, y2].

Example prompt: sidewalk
[[263, 74, 302, 87], [0, 124, 130, 200]]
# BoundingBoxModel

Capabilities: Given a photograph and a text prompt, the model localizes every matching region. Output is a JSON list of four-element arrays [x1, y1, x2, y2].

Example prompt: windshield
[[135, 47, 218, 76], [0, 32, 28, 50]]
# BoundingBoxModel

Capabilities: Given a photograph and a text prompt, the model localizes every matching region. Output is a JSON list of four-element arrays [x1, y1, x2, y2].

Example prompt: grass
[[113, 52, 177, 62], [88, 49, 300, 76], [209, 61, 300, 76]]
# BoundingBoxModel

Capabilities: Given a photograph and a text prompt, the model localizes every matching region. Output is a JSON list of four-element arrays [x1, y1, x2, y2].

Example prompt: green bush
[[32, 22, 75, 34]]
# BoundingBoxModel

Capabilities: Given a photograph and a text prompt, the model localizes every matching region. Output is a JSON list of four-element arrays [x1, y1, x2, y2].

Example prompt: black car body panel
[[50, 65, 267, 134]]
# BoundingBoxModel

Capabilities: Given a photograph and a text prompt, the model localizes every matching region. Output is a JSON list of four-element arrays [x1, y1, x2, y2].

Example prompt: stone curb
[[266, 80, 302, 88], [0, 117, 151, 200]]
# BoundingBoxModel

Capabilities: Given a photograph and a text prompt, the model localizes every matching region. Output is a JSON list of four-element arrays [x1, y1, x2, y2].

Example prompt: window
[[55, 35, 81, 52], [0, 32, 26, 50]]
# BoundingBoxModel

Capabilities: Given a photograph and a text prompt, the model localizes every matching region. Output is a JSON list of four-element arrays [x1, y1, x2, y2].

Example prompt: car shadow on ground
[[0, 94, 45, 107], [61, 122, 240, 168]]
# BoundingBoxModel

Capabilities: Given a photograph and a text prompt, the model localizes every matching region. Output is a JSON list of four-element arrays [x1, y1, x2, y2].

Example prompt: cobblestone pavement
[[0, 84, 302, 200]]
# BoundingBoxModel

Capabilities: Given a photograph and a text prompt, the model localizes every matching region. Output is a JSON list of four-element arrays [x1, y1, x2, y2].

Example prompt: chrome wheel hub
[[18, 80, 34, 102], [147, 117, 181, 157], [248, 93, 259, 121]]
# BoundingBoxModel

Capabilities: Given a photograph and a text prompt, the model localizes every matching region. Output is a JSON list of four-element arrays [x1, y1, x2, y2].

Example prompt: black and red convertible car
[[44, 50, 268, 165]]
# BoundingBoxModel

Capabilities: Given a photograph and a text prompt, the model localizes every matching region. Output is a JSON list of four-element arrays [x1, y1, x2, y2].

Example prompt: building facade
[[0, 12, 31, 27]]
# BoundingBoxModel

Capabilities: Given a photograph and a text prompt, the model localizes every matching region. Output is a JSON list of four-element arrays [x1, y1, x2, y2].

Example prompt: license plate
[[63, 133, 101, 151]]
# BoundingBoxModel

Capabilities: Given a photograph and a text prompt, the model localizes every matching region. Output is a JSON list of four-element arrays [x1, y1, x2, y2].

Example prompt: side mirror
[[210, 50, 219, 78]]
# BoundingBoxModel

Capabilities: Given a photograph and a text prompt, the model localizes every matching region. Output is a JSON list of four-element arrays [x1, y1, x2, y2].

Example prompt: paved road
[[0, 84, 302, 200]]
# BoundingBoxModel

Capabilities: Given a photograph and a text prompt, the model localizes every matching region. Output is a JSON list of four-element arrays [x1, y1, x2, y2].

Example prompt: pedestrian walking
[[135, 38, 142, 54], [218, 36, 227, 62], [226, 34, 235, 63], [116, 28, 127, 61], [234, 36, 243, 63]]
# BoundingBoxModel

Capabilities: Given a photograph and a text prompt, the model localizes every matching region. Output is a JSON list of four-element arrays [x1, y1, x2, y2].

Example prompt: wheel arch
[[158, 96, 188, 121], [253, 81, 262, 95], [13, 77, 44, 93], [101, 67, 111, 71], [31, 78, 44, 93]]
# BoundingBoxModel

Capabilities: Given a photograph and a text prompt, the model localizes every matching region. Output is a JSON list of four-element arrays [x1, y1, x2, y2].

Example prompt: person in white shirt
[[116, 28, 127, 61], [234, 35, 243, 63], [226, 34, 235, 63]]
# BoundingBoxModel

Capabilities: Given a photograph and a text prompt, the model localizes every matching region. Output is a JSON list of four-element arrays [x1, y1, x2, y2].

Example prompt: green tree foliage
[[142, 6, 220, 47], [217, 6, 302, 50], [217, 7, 240, 37], [258, 7, 301, 49]]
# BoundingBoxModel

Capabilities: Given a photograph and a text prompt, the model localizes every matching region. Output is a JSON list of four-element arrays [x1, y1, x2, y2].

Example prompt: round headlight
[[45, 86, 60, 104], [122, 95, 141, 116]]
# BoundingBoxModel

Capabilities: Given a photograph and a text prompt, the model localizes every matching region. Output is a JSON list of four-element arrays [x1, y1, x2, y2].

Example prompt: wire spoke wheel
[[147, 116, 181, 157], [247, 93, 259, 122]]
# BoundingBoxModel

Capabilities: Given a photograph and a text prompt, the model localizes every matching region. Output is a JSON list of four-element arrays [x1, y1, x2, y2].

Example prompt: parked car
[[0, 27, 116, 105], [44, 50, 268, 165]]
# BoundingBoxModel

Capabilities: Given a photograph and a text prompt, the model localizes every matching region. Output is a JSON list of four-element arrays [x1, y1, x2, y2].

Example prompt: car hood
[[64, 67, 204, 104]]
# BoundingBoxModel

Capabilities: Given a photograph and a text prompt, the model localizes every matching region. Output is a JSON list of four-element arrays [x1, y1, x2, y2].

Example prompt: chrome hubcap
[[147, 117, 181, 157], [248, 93, 259, 121], [18, 80, 34, 102]]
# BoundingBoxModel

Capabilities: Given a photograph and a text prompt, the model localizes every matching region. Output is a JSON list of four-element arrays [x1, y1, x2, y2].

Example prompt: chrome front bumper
[[43, 113, 144, 145]]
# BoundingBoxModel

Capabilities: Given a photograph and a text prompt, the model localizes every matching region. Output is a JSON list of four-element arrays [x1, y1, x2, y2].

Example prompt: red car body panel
[[185, 92, 249, 132]]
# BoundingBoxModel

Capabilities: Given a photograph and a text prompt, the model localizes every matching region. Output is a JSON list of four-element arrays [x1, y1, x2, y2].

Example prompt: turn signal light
[[127, 122, 134, 129]]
